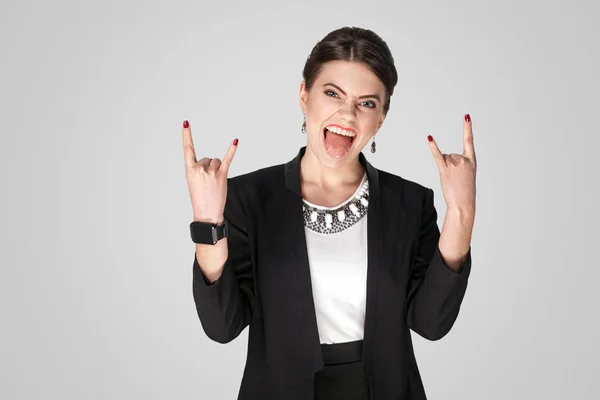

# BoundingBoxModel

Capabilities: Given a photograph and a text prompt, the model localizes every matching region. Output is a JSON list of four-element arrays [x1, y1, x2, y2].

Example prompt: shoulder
[[227, 163, 286, 197], [374, 168, 437, 224], [376, 167, 432, 199]]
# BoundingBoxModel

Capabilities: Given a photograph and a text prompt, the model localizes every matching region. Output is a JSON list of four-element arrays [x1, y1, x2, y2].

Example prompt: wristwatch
[[190, 219, 229, 244]]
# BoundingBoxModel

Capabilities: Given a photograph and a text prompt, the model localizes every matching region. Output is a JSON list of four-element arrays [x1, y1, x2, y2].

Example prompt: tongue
[[324, 130, 353, 158]]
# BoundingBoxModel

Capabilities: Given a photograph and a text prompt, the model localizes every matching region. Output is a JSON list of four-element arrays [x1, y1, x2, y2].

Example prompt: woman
[[183, 27, 476, 400]]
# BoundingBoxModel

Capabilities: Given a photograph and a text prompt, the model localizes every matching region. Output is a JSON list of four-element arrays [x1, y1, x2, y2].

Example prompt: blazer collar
[[284, 146, 381, 200]]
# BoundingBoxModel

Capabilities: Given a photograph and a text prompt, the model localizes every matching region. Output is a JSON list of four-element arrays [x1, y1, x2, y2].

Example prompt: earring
[[370, 135, 376, 153], [301, 114, 306, 134]]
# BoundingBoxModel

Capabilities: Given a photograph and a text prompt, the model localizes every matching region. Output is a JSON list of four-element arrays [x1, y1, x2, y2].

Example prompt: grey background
[[1, 0, 598, 398]]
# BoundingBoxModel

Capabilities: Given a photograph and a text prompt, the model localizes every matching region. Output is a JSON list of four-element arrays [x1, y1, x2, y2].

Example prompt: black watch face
[[191, 223, 216, 244]]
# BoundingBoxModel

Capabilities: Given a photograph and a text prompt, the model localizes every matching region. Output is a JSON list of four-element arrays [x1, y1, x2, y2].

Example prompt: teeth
[[325, 126, 356, 137]]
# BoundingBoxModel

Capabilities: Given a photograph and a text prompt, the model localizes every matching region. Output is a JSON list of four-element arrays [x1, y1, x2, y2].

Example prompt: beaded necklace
[[302, 174, 369, 234]]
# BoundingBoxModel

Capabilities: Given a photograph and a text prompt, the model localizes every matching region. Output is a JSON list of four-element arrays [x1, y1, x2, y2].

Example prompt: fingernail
[[464, 114, 471, 122], [233, 138, 239, 146], [427, 135, 433, 142], [183, 120, 189, 128]]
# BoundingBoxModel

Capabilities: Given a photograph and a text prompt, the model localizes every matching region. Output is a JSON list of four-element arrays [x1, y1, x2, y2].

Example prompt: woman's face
[[299, 60, 387, 168]]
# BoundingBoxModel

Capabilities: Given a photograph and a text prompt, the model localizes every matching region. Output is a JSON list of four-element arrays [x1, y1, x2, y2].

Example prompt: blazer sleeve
[[191, 178, 254, 344], [405, 187, 472, 341]]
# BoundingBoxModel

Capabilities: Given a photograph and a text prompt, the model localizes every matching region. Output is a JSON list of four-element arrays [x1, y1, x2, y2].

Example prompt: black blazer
[[192, 146, 472, 399]]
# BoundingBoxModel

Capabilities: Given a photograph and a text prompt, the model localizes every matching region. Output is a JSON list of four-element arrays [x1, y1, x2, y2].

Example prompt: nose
[[337, 98, 358, 122]]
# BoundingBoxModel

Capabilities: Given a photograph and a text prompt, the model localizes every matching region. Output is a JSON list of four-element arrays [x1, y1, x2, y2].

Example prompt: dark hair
[[302, 27, 398, 115]]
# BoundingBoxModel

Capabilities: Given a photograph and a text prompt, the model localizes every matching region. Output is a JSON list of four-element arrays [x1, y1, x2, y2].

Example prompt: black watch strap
[[190, 219, 229, 244]]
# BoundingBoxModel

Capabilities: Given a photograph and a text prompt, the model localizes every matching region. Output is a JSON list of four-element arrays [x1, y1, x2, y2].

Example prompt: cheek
[[359, 115, 381, 133], [308, 101, 335, 119], [306, 110, 332, 132]]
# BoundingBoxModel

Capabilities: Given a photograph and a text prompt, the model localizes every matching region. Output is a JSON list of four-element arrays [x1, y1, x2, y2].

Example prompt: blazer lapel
[[281, 148, 324, 371], [361, 157, 382, 375]]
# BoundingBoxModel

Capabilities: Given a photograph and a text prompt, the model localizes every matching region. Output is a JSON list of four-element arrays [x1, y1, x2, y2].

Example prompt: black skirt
[[314, 339, 370, 400]]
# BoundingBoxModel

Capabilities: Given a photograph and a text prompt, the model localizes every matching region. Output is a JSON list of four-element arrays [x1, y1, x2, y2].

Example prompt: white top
[[302, 173, 369, 344]]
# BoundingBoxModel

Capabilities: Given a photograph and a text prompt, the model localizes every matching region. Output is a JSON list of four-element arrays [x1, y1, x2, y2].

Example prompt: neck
[[300, 146, 365, 190]]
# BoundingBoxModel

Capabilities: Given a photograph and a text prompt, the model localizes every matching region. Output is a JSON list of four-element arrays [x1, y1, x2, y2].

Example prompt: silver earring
[[301, 114, 306, 134], [370, 135, 376, 153]]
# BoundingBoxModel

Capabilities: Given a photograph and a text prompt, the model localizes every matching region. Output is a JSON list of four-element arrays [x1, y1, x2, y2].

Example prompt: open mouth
[[323, 127, 356, 144], [323, 126, 356, 158]]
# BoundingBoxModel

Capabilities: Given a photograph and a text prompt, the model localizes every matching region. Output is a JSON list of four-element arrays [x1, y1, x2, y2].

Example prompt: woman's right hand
[[182, 120, 238, 224]]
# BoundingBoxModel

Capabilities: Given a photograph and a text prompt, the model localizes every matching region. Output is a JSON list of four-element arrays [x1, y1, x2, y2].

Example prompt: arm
[[405, 188, 472, 341], [192, 179, 254, 344]]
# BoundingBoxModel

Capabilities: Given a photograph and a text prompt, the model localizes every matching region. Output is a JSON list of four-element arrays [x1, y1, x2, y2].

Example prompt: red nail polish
[[464, 114, 471, 122], [233, 138, 239, 145], [183, 120, 189, 128], [427, 135, 433, 142]]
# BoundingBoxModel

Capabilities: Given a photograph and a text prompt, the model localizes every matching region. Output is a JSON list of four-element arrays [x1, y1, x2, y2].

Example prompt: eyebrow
[[322, 83, 382, 102]]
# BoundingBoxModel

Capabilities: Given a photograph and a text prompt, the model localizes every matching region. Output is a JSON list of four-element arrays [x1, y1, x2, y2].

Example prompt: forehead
[[314, 60, 385, 95]]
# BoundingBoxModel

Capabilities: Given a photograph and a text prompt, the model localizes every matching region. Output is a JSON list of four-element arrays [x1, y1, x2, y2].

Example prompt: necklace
[[302, 176, 369, 234]]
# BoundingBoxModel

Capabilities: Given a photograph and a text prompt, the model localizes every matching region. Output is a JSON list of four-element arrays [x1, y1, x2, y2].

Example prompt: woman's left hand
[[428, 114, 477, 213]]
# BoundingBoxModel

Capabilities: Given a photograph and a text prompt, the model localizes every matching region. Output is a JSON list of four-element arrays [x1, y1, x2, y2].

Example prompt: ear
[[299, 81, 308, 114], [376, 113, 386, 131]]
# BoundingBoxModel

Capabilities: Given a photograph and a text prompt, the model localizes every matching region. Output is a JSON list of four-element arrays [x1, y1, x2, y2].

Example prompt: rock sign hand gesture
[[428, 114, 477, 213], [182, 120, 239, 224]]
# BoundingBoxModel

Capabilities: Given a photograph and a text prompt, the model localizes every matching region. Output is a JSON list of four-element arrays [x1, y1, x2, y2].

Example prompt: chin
[[318, 141, 359, 169]]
